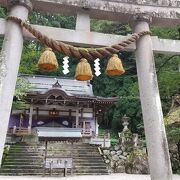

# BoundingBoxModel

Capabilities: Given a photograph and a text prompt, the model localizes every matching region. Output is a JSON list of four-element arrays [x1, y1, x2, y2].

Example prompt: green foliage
[[19, 44, 40, 74], [0, 7, 6, 18], [111, 138, 119, 146], [151, 26, 180, 39], [29, 12, 76, 29], [125, 148, 149, 174], [127, 149, 144, 163], [91, 19, 131, 35], [12, 77, 32, 110], [15, 77, 32, 100], [166, 127, 180, 144], [2, 145, 9, 165]]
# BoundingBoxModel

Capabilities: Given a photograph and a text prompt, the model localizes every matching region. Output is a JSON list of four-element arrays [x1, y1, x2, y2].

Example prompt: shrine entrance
[[0, 0, 180, 179]]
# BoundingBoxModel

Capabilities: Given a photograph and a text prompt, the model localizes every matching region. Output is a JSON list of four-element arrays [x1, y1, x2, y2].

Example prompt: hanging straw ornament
[[75, 58, 93, 81], [106, 54, 125, 76], [38, 48, 59, 72]]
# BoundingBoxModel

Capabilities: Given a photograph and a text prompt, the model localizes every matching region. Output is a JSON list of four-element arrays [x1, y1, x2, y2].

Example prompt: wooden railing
[[12, 126, 31, 136], [98, 132, 110, 139]]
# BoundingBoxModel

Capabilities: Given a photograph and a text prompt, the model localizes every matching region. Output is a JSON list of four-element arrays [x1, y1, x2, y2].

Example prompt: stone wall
[[100, 126, 180, 174], [101, 128, 149, 174], [169, 144, 180, 174]]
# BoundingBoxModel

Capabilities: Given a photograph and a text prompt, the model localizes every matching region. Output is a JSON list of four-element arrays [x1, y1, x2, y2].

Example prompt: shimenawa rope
[[7, 16, 152, 60]]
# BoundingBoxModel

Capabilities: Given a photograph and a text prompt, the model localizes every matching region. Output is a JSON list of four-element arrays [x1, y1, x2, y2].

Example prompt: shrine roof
[[19, 74, 117, 104], [20, 74, 94, 96]]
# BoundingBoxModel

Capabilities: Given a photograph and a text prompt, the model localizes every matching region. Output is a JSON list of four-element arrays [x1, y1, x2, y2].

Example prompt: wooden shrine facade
[[9, 75, 117, 138]]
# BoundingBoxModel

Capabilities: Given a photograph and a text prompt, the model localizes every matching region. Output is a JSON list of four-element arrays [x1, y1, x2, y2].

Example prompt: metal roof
[[19, 74, 117, 105], [20, 74, 94, 96]]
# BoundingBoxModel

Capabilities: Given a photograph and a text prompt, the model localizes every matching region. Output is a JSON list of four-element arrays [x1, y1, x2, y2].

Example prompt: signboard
[[45, 157, 72, 169]]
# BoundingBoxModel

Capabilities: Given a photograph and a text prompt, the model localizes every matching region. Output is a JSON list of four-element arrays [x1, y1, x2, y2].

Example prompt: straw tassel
[[38, 48, 59, 71], [106, 54, 125, 76], [75, 58, 93, 81]]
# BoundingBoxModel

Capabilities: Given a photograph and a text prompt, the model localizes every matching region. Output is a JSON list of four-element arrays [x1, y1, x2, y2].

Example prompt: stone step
[[74, 172, 109, 175], [1, 143, 108, 176], [3, 159, 104, 165], [6, 155, 101, 160], [73, 159, 104, 162], [73, 162, 106, 167], [2, 165, 107, 170], [0, 169, 108, 175], [3, 162, 43, 166], [73, 155, 103, 158], [5, 156, 43, 161], [11, 144, 97, 146], [7, 152, 43, 155], [8, 151, 99, 155], [3, 158, 43, 161], [46, 153, 100, 156], [72, 169, 108, 173], [3, 160, 105, 165], [0, 173, 73, 176], [0, 168, 72, 174], [6, 154, 44, 157], [73, 165, 107, 169], [9, 148, 44, 150], [0, 169, 44, 173], [9, 147, 98, 151], [0, 171, 72, 176], [10, 144, 93, 146], [2, 165, 44, 169], [6, 156, 103, 160], [0, 173, 43, 176]]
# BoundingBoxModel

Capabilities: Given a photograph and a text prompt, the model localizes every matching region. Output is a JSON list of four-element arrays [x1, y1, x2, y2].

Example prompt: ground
[[0, 174, 180, 180]]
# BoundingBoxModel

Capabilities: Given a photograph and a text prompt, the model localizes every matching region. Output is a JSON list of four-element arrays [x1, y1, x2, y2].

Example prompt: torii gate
[[0, 0, 180, 179]]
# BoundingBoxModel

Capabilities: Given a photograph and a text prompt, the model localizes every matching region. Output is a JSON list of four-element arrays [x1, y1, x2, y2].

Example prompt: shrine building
[[7, 75, 117, 145]]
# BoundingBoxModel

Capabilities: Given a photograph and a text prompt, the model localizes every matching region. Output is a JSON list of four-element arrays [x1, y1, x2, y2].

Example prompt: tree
[[165, 95, 180, 161], [12, 77, 32, 110]]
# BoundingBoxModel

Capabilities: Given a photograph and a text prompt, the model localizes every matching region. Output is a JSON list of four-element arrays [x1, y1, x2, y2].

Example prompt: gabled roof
[[19, 74, 117, 105], [21, 74, 93, 96]]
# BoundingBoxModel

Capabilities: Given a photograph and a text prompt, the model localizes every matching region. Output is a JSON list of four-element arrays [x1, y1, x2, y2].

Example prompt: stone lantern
[[122, 114, 130, 131]]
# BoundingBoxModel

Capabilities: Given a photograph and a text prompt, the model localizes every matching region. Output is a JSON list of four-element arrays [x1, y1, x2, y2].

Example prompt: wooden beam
[[1, 18, 180, 55], [1, 0, 180, 26]]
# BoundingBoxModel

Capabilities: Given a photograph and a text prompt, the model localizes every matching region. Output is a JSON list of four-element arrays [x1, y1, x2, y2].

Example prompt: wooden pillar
[[75, 109, 79, 128], [83, 121, 86, 130], [133, 14, 172, 180], [0, 0, 32, 166], [28, 104, 33, 133], [95, 117, 99, 137]]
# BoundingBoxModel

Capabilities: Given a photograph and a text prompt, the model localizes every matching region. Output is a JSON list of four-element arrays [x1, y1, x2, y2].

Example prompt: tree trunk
[[177, 141, 180, 162]]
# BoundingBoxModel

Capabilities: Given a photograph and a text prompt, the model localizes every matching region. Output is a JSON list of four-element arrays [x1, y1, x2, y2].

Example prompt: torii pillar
[[0, 0, 32, 166], [133, 14, 172, 180]]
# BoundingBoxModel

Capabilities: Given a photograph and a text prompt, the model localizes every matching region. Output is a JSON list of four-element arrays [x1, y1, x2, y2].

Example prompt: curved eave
[[26, 88, 117, 104]]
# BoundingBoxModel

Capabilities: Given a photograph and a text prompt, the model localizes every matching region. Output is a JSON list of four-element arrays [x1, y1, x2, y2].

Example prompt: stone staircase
[[0, 142, 109, 176]]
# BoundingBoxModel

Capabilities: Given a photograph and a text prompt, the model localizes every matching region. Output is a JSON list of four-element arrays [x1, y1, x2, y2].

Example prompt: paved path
[[0, 174, 180, 180]]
